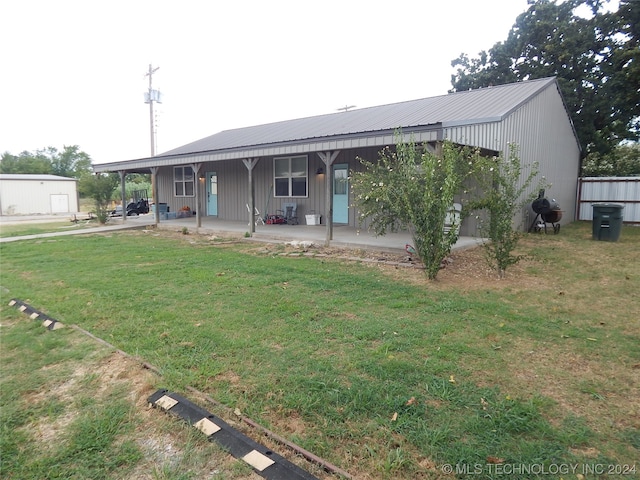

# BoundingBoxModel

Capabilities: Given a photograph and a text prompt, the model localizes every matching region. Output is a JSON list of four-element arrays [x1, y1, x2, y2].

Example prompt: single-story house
[[94, 76, 581, 244], [0, 174, 79, 215]]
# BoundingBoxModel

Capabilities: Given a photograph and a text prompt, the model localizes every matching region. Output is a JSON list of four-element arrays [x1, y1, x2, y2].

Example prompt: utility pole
[[144, 64, 162, 223], [144, 64, 161, 156]]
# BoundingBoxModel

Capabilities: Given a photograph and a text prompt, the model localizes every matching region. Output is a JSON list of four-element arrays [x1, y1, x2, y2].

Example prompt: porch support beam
[[242, 158, 259, 233], [317, 150, 340, 246], [191, 163, 203, 228], [150, 167, 160, 226], [118, 170, 127, 223]]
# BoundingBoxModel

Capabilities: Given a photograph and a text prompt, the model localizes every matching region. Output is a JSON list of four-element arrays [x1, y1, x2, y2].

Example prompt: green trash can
[[592, 203, 624, 241]]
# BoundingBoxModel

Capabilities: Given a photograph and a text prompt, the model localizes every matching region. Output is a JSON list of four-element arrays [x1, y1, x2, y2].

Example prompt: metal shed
[[0, 174, 79, 215]]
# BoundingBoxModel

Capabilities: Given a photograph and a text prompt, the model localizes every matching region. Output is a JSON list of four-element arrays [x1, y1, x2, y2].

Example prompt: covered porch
[[139, 214, 482, 253]]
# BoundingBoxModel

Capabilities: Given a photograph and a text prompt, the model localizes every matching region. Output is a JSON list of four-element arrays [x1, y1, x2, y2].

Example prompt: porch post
[[242, 158, 259, 233], [317, 150, 340, 246], [191, 163, 202, 228], [150, 167, 159, 226], [118, 170, 126, 223]]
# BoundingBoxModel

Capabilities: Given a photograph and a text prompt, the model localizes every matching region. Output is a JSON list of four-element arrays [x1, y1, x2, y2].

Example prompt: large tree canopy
[[450, 0, 639, 157], [0, 145, 93, 178]]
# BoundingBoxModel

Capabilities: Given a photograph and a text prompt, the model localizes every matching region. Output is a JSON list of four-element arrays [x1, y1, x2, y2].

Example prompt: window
[[174, 166, 195, 197], [274, 156, 308, 197]]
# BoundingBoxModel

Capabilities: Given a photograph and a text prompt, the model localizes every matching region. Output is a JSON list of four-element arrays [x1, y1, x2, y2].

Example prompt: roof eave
[[93, 123, 443, 173]]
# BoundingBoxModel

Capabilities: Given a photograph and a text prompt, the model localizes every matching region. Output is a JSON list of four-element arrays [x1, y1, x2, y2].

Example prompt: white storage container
[[305, 214, 321, 225]]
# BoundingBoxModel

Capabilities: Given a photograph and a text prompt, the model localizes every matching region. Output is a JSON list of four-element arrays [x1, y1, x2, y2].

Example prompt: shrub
[[352, 135, 474, 279]]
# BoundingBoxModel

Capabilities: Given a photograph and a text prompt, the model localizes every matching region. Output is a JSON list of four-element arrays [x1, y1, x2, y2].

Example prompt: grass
[[0, 309, 258, 480], [0, 317, 139, 479], [0, 222, 638, 479], [0, 219, 100, 238]]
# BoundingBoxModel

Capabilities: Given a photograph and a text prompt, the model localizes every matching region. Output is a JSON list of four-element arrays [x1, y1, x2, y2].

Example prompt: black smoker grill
[[529, 189, 563, 234]]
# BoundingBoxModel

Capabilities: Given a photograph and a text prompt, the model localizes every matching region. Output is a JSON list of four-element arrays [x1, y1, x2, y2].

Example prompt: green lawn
[[0, 219, 99, 238], [1, 222, 638, 479]]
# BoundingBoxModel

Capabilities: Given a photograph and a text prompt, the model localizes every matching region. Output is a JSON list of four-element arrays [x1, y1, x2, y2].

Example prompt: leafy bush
[[466, 145, 542, 278], [581, 144, 640, 177], [78, 174, 119, 224], [352, 136, 474, 279]]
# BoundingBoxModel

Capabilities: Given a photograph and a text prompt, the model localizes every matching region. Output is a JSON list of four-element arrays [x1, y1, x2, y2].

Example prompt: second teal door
[[333, 164, 348, 224]]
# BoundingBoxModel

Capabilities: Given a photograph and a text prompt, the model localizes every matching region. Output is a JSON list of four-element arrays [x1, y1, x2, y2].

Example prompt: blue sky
[[2, 0, 537, 164]]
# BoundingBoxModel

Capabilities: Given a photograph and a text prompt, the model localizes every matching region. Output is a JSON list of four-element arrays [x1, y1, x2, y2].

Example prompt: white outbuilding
[[0, 174, 79, 215]]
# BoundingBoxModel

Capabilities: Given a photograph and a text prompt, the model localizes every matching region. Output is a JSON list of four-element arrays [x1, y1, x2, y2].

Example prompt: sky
[[1, 0, 533, 165]]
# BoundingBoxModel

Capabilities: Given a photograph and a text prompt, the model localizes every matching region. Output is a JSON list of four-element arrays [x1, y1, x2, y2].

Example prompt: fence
[[577, 177, 640, 224]]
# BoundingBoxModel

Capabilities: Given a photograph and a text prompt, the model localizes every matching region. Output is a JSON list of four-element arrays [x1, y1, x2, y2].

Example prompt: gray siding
[[501, 83, 581, 228], [444, 122, 503, 152], [445, 82, 580, 231], [155, 146, 403, 226]]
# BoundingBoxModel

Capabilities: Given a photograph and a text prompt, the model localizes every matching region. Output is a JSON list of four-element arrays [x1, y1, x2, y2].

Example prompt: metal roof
[[94, 77, 560, 171], [0, 174, 77, 182], [163, 77, 557, 156]]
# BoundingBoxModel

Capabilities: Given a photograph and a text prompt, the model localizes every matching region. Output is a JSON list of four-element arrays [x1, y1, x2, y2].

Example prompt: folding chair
[[246, 204, 265, 226]]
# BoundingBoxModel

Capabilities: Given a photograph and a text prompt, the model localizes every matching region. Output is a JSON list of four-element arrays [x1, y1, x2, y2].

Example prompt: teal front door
[[207, 172, 218, 216], [333, 164, 349, 224]]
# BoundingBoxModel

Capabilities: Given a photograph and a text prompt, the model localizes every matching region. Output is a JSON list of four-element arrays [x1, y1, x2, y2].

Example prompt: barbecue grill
[[529, 189, 562, 234]]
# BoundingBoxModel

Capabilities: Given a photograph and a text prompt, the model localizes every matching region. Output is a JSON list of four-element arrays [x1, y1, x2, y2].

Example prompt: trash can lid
[[592, 202, 624, 209]]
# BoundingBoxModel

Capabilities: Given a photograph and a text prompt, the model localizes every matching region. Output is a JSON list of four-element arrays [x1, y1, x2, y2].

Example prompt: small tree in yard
[[351, 136, 473, 280], [467, 144, 541, 278], [78, 174, 119, 224]]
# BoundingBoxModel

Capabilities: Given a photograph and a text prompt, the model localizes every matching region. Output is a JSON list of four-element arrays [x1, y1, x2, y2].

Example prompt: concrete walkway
[[0, 214, 155, 243], [0, 213, 483, 253]]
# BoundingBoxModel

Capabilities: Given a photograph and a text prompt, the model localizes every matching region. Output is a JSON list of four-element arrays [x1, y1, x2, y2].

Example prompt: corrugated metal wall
[[444, 122, 502, 152], [501, 84, 581, 229], [0, 178, 79, 215], [446, 83, 581, 231], [154, 146, 384, 225], [577, 177, 640, 224]]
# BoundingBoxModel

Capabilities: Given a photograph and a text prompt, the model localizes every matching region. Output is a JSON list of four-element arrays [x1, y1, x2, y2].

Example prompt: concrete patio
[[147, 214, 483, 253]]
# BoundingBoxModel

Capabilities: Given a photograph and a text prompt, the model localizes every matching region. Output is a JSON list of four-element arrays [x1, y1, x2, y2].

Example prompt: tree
[[351, 136, 473, 280], [0, 151, 53, 174], [451, 0, 639, 157], [51, 145, 92, 179], [582, 143, 640, 176], [78, 174, 119, 224], [465, 145, 542, 278], [0, 146, 93, 178]]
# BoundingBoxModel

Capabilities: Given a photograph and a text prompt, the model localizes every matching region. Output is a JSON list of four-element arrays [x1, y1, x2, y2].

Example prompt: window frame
[[174, 166, 195, 197], [273, 155, 308, 198]]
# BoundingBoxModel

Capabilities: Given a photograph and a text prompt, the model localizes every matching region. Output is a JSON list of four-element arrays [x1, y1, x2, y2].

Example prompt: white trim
[[173, 166, 195, 197], [273, 155, 308, 198]]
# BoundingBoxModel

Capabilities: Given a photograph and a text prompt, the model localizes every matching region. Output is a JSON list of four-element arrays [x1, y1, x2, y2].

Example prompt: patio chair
[[280, 202, 298, 225], [246, 204, 265, 226]]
